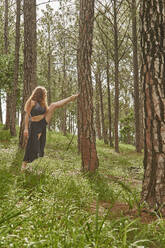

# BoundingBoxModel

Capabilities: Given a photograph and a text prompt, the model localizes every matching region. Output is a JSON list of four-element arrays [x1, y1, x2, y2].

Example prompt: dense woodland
[[0, 0, 142, 149], [0, 0, 165, 245]]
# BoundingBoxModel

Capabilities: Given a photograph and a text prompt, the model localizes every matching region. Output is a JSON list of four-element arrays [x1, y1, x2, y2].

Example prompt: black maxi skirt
[[23, 118, 47, 163]]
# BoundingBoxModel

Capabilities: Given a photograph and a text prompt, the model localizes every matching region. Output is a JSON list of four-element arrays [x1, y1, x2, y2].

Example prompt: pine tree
[[77, 0, 99, 171], [141, 0, 165, 215]]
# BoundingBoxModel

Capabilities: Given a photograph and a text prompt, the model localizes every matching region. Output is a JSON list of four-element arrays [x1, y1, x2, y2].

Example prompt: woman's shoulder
[[31, 100, 36, 107], [27, 100, 36, 112]]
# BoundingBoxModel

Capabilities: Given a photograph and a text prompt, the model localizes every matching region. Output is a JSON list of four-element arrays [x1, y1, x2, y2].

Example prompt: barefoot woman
[[21, 86, 78, 171]]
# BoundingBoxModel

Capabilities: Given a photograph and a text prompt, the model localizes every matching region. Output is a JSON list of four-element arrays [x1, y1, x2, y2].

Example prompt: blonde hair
[[24, 86, 48, 113]]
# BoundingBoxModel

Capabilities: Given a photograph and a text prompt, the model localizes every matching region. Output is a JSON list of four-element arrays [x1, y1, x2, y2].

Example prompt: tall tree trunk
[[47, 25, 51, 130], [5, 96, 10, 129], [139, 82, 144, 149], [95, 72, 102, 140], [68, 112, 71, 133], [4, 0, 9, 55], [77, 53, 81, 153], [132, 0, 141, 152], [77, 0, 99, 172], [97, 68, 108, 144], [106, 49, 113, 147], [77, 99, 81, 153], [72, 115, 75, 134], [19, 0, 37, 147], [141, 0, 165, 215], [114, 0, 119, 153], [61, 50, 67, 135], [47, 51, 51, 131], [0, 91, 3, 123], [10, 0, 21, 136], [4, 0, 10, 130]]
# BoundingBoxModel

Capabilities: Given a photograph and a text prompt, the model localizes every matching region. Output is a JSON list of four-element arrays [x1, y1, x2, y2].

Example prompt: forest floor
[[0, 126, 165, 248]]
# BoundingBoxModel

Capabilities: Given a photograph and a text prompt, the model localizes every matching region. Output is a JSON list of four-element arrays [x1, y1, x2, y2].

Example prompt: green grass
[[0, 129, 165, 247]]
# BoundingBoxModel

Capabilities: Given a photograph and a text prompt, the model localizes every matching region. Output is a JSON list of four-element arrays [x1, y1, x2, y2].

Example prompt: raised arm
[[45, 94, 79, 124], [53, 94, 79, 109]]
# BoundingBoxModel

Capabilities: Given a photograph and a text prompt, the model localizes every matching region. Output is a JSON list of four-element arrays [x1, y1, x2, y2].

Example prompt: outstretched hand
[[70, 93, 80, 101]]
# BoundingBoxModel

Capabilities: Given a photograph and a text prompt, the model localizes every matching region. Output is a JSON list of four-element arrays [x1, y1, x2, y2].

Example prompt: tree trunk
[[10, 0, 21, 136], [5, 95, 10, 130], [139, 83, 144, 149], [47, 26, 51, 130], [47, 53, 51, 131], [0, 91, 2, 123], [61, 50, 67, 135], [132, 0, 141, 152], [77, 52, 81, 153], [68, 112, 71, 133], [4, 0, 10, 130], [106, 49, 113, 147], [95, 72, 102, 140], [114, 0, 119, 153], [4, 0, 9, 54], [72, 115, 75, 134], [77, 99, 81, 153], [141, 0, 165, 215], [97, 68, 108, 144], [77, 0, 99, 172], [19, 0, 37, 147]]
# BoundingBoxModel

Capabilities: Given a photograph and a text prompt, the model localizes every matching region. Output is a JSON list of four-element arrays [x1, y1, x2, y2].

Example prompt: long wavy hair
[[24, 86, 48, 112]]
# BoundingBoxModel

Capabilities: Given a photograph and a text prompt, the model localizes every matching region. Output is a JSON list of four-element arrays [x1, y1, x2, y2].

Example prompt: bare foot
[[21, 162, 27, 172]]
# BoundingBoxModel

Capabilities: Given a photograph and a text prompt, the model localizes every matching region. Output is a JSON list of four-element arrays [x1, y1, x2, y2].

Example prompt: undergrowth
[[0, 128, 165, 247]]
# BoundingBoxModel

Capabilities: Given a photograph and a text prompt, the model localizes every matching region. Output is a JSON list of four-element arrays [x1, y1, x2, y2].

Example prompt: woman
[[21, 86, 79, 171]]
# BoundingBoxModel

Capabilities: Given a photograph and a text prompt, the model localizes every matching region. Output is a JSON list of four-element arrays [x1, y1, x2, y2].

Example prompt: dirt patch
[[90, 201, 158, 224]]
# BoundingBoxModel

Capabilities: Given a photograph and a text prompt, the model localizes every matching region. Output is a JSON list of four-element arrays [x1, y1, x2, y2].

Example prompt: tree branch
[[36, 0, 57, 7], [118, 43, 131, 63], [95, 7, 114, 27], [96, 0, 114, 19], [95, 19, 114, 59], [118, 18, 131, 50]]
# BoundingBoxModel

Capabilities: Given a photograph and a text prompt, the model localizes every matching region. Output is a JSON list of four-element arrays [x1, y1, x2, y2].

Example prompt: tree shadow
[[22, 170, 47, 191], [10, 148, 24, 174], [83, 171, 118, 205], [9, 149, 47, 192]]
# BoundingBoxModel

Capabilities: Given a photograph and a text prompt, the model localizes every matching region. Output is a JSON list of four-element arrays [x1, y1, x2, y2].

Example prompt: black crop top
[[30, 102, 46, 117]]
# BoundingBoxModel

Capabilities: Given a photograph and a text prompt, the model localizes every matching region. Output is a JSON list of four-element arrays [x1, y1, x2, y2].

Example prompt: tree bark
[[77, 70, 81, 153], [4, 0, 9, 55], [106, 49, 113, 147], [61, 49, 67, 135], [95, 72, 102, 140], [19, 0, 37, 147], [114, 0, 119, 153], [47, 25, 51, 130], [4, 0, 10, 130], [132, 0, 141, 152], [77, 0, 99, 172], [10, 0, 21, 136], [97, 67, 108, 144], [141, 0, 165, 215], [0, 91, 2, 123]]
